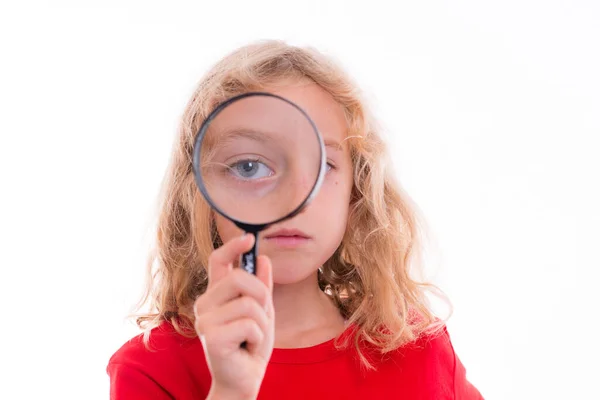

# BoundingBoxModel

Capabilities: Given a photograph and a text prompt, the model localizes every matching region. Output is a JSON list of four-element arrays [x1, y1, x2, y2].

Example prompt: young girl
[[107, 40, 483, 399]]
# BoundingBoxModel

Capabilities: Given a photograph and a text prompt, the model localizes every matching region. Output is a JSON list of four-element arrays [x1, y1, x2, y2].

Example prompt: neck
[[272, 271, 346, 348]]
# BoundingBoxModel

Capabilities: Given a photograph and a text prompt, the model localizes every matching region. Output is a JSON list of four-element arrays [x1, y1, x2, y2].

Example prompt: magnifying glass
[[192, 92, 326, 275]]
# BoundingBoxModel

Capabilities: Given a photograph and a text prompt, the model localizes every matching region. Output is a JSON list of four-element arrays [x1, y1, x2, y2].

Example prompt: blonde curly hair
[[134, 39, 448, 369]]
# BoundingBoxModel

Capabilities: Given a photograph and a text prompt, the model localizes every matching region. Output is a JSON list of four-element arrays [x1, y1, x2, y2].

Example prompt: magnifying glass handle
[[240, 231, 259, 275], [240, 231, 258, 350]]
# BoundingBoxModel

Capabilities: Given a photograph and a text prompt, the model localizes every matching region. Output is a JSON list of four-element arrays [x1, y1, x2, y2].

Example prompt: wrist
[[207, 384, 257, 400]]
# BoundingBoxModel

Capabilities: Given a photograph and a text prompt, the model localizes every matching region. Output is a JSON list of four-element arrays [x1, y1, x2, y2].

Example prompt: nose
[[278, 144, 321, 218]]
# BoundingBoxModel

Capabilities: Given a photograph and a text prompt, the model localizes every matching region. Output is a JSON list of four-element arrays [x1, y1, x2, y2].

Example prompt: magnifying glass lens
[[197, 94, 323, 225]]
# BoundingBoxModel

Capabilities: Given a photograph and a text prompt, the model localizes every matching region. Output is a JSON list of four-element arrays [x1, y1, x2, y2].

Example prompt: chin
[[270, 260, 319, 285]]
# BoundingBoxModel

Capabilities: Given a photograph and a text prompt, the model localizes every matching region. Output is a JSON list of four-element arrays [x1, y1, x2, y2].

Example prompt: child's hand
[[194, 234, 274, 400]]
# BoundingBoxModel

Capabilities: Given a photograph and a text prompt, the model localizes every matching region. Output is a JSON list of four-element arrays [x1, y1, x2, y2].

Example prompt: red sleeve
[[107, 362, 173, 400], [445, 329, 484, 400]]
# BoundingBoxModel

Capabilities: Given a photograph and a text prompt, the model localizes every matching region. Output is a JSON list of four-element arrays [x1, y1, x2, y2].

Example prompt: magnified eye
[[228, 159, 274, 180]]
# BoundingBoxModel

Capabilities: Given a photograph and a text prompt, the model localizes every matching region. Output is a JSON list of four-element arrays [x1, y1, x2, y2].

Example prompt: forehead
[[268, 82, 348, 147]]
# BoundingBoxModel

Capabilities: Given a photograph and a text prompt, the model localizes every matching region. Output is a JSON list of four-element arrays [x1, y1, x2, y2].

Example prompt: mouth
[[264, 228, 311, 247]]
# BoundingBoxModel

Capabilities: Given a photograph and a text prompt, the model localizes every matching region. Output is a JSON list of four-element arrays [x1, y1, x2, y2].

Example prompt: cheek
[[313, 173, 353, 220], [214, 213, 244, 244]]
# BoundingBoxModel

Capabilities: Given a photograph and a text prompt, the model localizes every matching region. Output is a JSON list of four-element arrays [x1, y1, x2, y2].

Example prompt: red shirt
[[107, 322, 483, 399]]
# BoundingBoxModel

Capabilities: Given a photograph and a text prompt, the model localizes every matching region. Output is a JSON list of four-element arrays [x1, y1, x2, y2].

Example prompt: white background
[[1, 1, 599, 399]]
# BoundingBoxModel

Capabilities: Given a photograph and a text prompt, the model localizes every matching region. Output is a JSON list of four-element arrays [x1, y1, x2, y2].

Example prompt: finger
[[256, 255, 273, 317], [208, 234, 255, 284], [195, 296, 269, 337], [205, 318, 264, 354], [256, 255, 273, 292], [195, 268, 270, 315]]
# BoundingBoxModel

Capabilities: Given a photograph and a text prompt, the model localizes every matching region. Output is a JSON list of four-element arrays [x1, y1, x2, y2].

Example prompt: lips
[[264, 228, 311, 248], [264, 228, 310, 239]]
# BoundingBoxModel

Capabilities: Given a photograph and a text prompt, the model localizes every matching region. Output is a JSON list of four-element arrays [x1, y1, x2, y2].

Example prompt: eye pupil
[[242, 162, 255, 172]]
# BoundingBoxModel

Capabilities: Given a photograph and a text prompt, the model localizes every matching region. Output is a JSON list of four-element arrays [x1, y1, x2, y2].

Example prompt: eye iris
[[238, 161, 258, 177]]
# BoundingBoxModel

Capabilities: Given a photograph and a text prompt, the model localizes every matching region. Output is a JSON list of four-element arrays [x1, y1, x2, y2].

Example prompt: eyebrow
[[202, 128, 270, 164], [324, 139, 343, 151], [213, 127, 346, 156], [220, 128, 270, 143], [219, 128, 344, 149]]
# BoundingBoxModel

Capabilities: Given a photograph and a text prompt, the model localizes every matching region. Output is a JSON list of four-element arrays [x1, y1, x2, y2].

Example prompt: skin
[[195, 80, 354, 399]]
